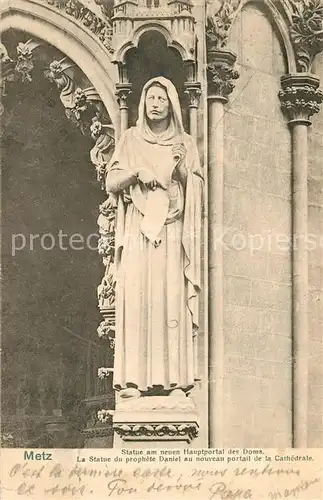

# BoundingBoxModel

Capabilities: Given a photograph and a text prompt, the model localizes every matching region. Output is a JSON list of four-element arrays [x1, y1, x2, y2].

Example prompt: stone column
[[207, 49, 239, 448], [115, 83, 132, 134], [279, 74, 322, 447], [184, 82, 201, 139]]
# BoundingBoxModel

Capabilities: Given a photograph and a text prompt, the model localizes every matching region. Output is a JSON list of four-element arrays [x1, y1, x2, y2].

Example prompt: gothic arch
[[0, 0, 119, 128], [113, 22, 195, 64], [230, 0, 297, 73]]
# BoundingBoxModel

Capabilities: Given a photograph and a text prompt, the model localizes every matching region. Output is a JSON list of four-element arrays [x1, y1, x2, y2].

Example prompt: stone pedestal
[[113, 394, 199, 448]]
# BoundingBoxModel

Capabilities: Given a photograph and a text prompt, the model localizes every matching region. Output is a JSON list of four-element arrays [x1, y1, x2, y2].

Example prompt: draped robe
[[106, 78, 203, 394]]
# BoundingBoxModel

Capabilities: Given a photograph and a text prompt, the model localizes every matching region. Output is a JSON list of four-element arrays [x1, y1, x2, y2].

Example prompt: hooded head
[[136, 77, 184, 144]]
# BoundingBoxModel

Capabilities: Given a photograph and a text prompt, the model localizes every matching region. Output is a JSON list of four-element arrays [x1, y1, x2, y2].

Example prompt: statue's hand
[[137, 168, 155, 185], [172, 143, 187, 164], [137, 169, 166, 191]]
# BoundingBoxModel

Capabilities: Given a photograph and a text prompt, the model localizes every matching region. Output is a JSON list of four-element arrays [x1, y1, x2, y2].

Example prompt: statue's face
[[145, 85, 170, 122]]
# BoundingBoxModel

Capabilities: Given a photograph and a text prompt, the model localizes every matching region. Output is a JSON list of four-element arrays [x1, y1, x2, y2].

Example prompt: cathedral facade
[[1, 0, 323, 448]]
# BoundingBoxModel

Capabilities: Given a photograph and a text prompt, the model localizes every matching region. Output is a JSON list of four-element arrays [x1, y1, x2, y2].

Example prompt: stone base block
[[112, 395, 199, 447]]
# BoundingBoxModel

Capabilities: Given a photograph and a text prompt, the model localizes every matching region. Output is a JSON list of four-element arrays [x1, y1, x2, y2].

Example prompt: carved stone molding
[[83, 425, 114, 438], [39, 0, 114, 53], [206, 0, 242, 50], [113, 422, 199, 443], [184, 82, 202, 109], [207, 49, 239, 99], [82, 417, 114, 439], [290, 0, 323, 72], [279, 73, 323, 124]]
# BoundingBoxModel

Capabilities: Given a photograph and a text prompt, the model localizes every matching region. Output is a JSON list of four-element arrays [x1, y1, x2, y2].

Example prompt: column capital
[[207, 49, 239, 101], [279, 73, 323, 126], [115, 82, 132, 110], [184, 81, 202, 109]]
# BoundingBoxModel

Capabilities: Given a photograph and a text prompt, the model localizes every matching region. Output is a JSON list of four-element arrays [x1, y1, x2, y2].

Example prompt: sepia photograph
[[1, 0, 322, 459]]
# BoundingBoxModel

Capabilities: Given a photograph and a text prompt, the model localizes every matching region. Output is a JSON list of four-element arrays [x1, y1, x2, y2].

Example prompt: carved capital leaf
[[207, 50, 239, 99], [279, 73, 323, 123], [290, 0, 323, 72]]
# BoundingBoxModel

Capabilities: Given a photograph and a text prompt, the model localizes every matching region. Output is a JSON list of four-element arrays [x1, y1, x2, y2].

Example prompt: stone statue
[[105, 77, 203, 399]]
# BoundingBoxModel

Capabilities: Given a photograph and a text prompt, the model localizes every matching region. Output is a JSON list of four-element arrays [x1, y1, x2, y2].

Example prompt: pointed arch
[[0, 0, 119, 128], [113, 22, 194, 64], [230, 0, 297, 73]]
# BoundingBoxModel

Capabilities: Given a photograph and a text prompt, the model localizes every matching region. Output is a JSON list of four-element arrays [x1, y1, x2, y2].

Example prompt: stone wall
[[222, 4, 293, 446]]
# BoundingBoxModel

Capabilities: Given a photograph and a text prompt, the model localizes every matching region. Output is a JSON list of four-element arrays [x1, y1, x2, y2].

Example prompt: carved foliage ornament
[[41, 0, 114, 53], [207, 61, 239, 98], [279, 82, 323, 121], [113, 422, 199, 443], [206, 0, 241, 50], [290, 0, 323, 72]]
